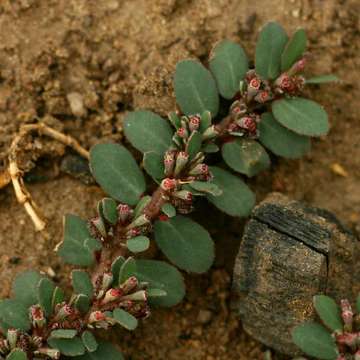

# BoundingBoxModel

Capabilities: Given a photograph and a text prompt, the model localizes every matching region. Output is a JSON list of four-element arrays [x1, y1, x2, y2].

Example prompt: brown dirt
[[0, 0, 359, 359]]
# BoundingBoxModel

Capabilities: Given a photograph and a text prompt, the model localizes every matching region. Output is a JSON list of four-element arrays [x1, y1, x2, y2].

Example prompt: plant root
[[8, 123, 90, 232]]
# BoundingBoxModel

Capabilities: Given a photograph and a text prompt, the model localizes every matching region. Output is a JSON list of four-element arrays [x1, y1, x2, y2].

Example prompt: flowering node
[[174, 151, 189, 176], [125, 227, 142, 239], [117, 203, 132, 223], [121, 276, 139, 294], [35, 348, 61, 360], [6, 329, 18, 350], [122, 290, 147, 302], [202, 125, 219, 140], [236, 116, 257, 133], [161, 178, 177, 191], [56, 304, 74, 321], [188, 115, 201, 132], [173, 190, 192, 202], [189, 163, 209, 176], [254, 90, 271, 103], [127, 214, 150, 230], [163, 151, 175, 176], [249, 77, 261, 90], [340, 299, 353, 331], [30, 305, 46, 328], [89, 311, 106, 324], [102, 288, 123, 304], [177, 127, 188, 139]]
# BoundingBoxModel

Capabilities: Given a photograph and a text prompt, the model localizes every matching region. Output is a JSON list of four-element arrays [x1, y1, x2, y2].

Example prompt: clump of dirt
[[0, 0, 359, 359]]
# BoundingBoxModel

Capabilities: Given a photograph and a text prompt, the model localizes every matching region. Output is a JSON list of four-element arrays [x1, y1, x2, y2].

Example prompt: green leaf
[[168, 111, 181, 129], [199, 111, 212, 133], [50, 329, 78, 339], [202, 143, 219, 153], [124, 111, 173, 154], [259, 112, 311, 158], [121, 259, 185, 307], [6, 349, 27, 360], [161, 203, 176, 217], [281, 28, 307, 71], [113, 308, 138, 331], [52, 287, 65, 309], [126, 236, 150, 253], [82, 331, 98, 353], [189, 181, 222, 196], [357, 294, 360, 314], [74, 294, 90, 314], [12, 270, 43, 308], [48, 337, 86, 357], [174, 60, 219, 116], [57, 214, 98, 267], [292, 322, 338, 360], [207, 167, 255, 217], [90, 143, 146, 205], [313, 295, 343, 332], [255, 22, 288, 79], [119, 257, 137, 284], [143, 152, 164, 181], [186, 131, 202, 160], [111, 256, 125, 286], [147, 288, 167, 298], [38, 278, 56, 317], [154, 215, 214, 273], [73, 342, 124, 360], [222, 139, 270, 177], [272, 97, 329, 136], [133, 195, 151, 218], [72, 270, 93, 298], [0, 300, 30, 332], [306, 75, 339, 84], [101, 198, 118, 225], [209, 40, 248, 99]]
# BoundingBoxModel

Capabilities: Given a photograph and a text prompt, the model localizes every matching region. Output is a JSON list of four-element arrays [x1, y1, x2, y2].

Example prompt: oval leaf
[[57, 214, 99, 267], [207, 166, 255, 217], [313, 295, 343, 332], [174, 60, 219, 116], [6, 349, 27, 360], [272, 97, 329, 136], [74, 342, 124, 360], [124, 111, 173, 154], [143, 152, 165, 181], [123, 259, 185, 307], [161, 203, 176, 218], [72, 270, 93, 298], [113, 308, 138, 330], [102, 198, 118, 225], [154, 215, 214, 273], [222, 139, 270, 177], [281, 28, 307, 71], [255, 22, 288, 79], [126, 236, 150, 253], [292, 322, 338, 360], [38, 278, 56, 317], [306, 75, 339, 84], [259, 112, 311, 158], [209, 40, 248, 99], [82, 331, 98, 353], [0, 300, 30, 332], [50, 329, 77, 339], [189, 181, 222, 196], [90, 143, 146, 205], [48, 337, 85, 357], [12, 270, 43, 308]]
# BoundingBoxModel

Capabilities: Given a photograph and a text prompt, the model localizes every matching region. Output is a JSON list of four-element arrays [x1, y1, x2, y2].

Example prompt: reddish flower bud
[[89, 311, 106, 323], [227, 122, 239, 132], [189, 164, 209, 176], [292, 58, 307, 72], [177, 127, 188, 139], [126, 227, 142, 239], [117, 203, 132, 223], [188, 115, 201, 132], [236, 116, 257, 133], [56, 304, 74, 320], [121, 276, 139, 294], [174, 151, 189, 176], [173, 190, 193, 202], [254, 90, 271, 103], [341, 299, 353, 330], [161, 178, 177, 191], [163, 151, 175, 177], [102, 288, 122, 304], [249, 77, 261, 90], [158, 214, 169, 221], [336, 332, 357, 347]]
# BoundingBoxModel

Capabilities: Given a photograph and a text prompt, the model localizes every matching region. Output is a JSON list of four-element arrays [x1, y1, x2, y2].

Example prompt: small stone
[[197, 309, 213, 325], [67, 92, 87, 117]]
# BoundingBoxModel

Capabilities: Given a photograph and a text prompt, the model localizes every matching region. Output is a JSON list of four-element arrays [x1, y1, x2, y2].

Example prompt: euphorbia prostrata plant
[[293, 294, 360, 359], [0, 22, 337, 359]]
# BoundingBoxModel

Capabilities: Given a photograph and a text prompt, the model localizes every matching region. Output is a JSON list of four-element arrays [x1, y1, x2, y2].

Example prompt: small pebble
[[67, 92, 87, 117], [197, 309, 213, 325]]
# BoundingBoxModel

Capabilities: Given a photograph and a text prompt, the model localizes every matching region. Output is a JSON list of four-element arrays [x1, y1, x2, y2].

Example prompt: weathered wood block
[[232, 193, 360, 356]]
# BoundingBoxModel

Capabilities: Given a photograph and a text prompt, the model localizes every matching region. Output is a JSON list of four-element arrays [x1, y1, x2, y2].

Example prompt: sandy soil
[[0, 0, 359, 359]]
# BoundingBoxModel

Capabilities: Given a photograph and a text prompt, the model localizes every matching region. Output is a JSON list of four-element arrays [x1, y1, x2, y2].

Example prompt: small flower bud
[[174, 151, 189, 176], [227, 122, 239, 133], [56, 304, 74, 321], [6, 329, 18, 350], [341, 299, 353, 331], [291, 57, 307, 73], [248, 77, 261, 90], [127, 214, 150, 229], [189, 164, 209, 176], [125, 228, 142, 239], [30, 305, 46, 328], [89, 311, 106, 324], [122, 290, 147, 302], [161, 178, 177, 191], [336, 332, 357, 347], [177, 127, 188, 139], [163, 151, 175, 176], [202, 125, 219, 140], [188, 115, 201, 132], [101, 272, 114, 292], [102, 288, 123, 304], [355, 350, 360, 360], [117, 203, 132, 223], [89, 217, 107, 238], [254, 90, 271, 103], [35, 348, 61, 360], [173, 190, 192, 202], [120, 276, 139, 294], [236, 116, 257, 133]]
